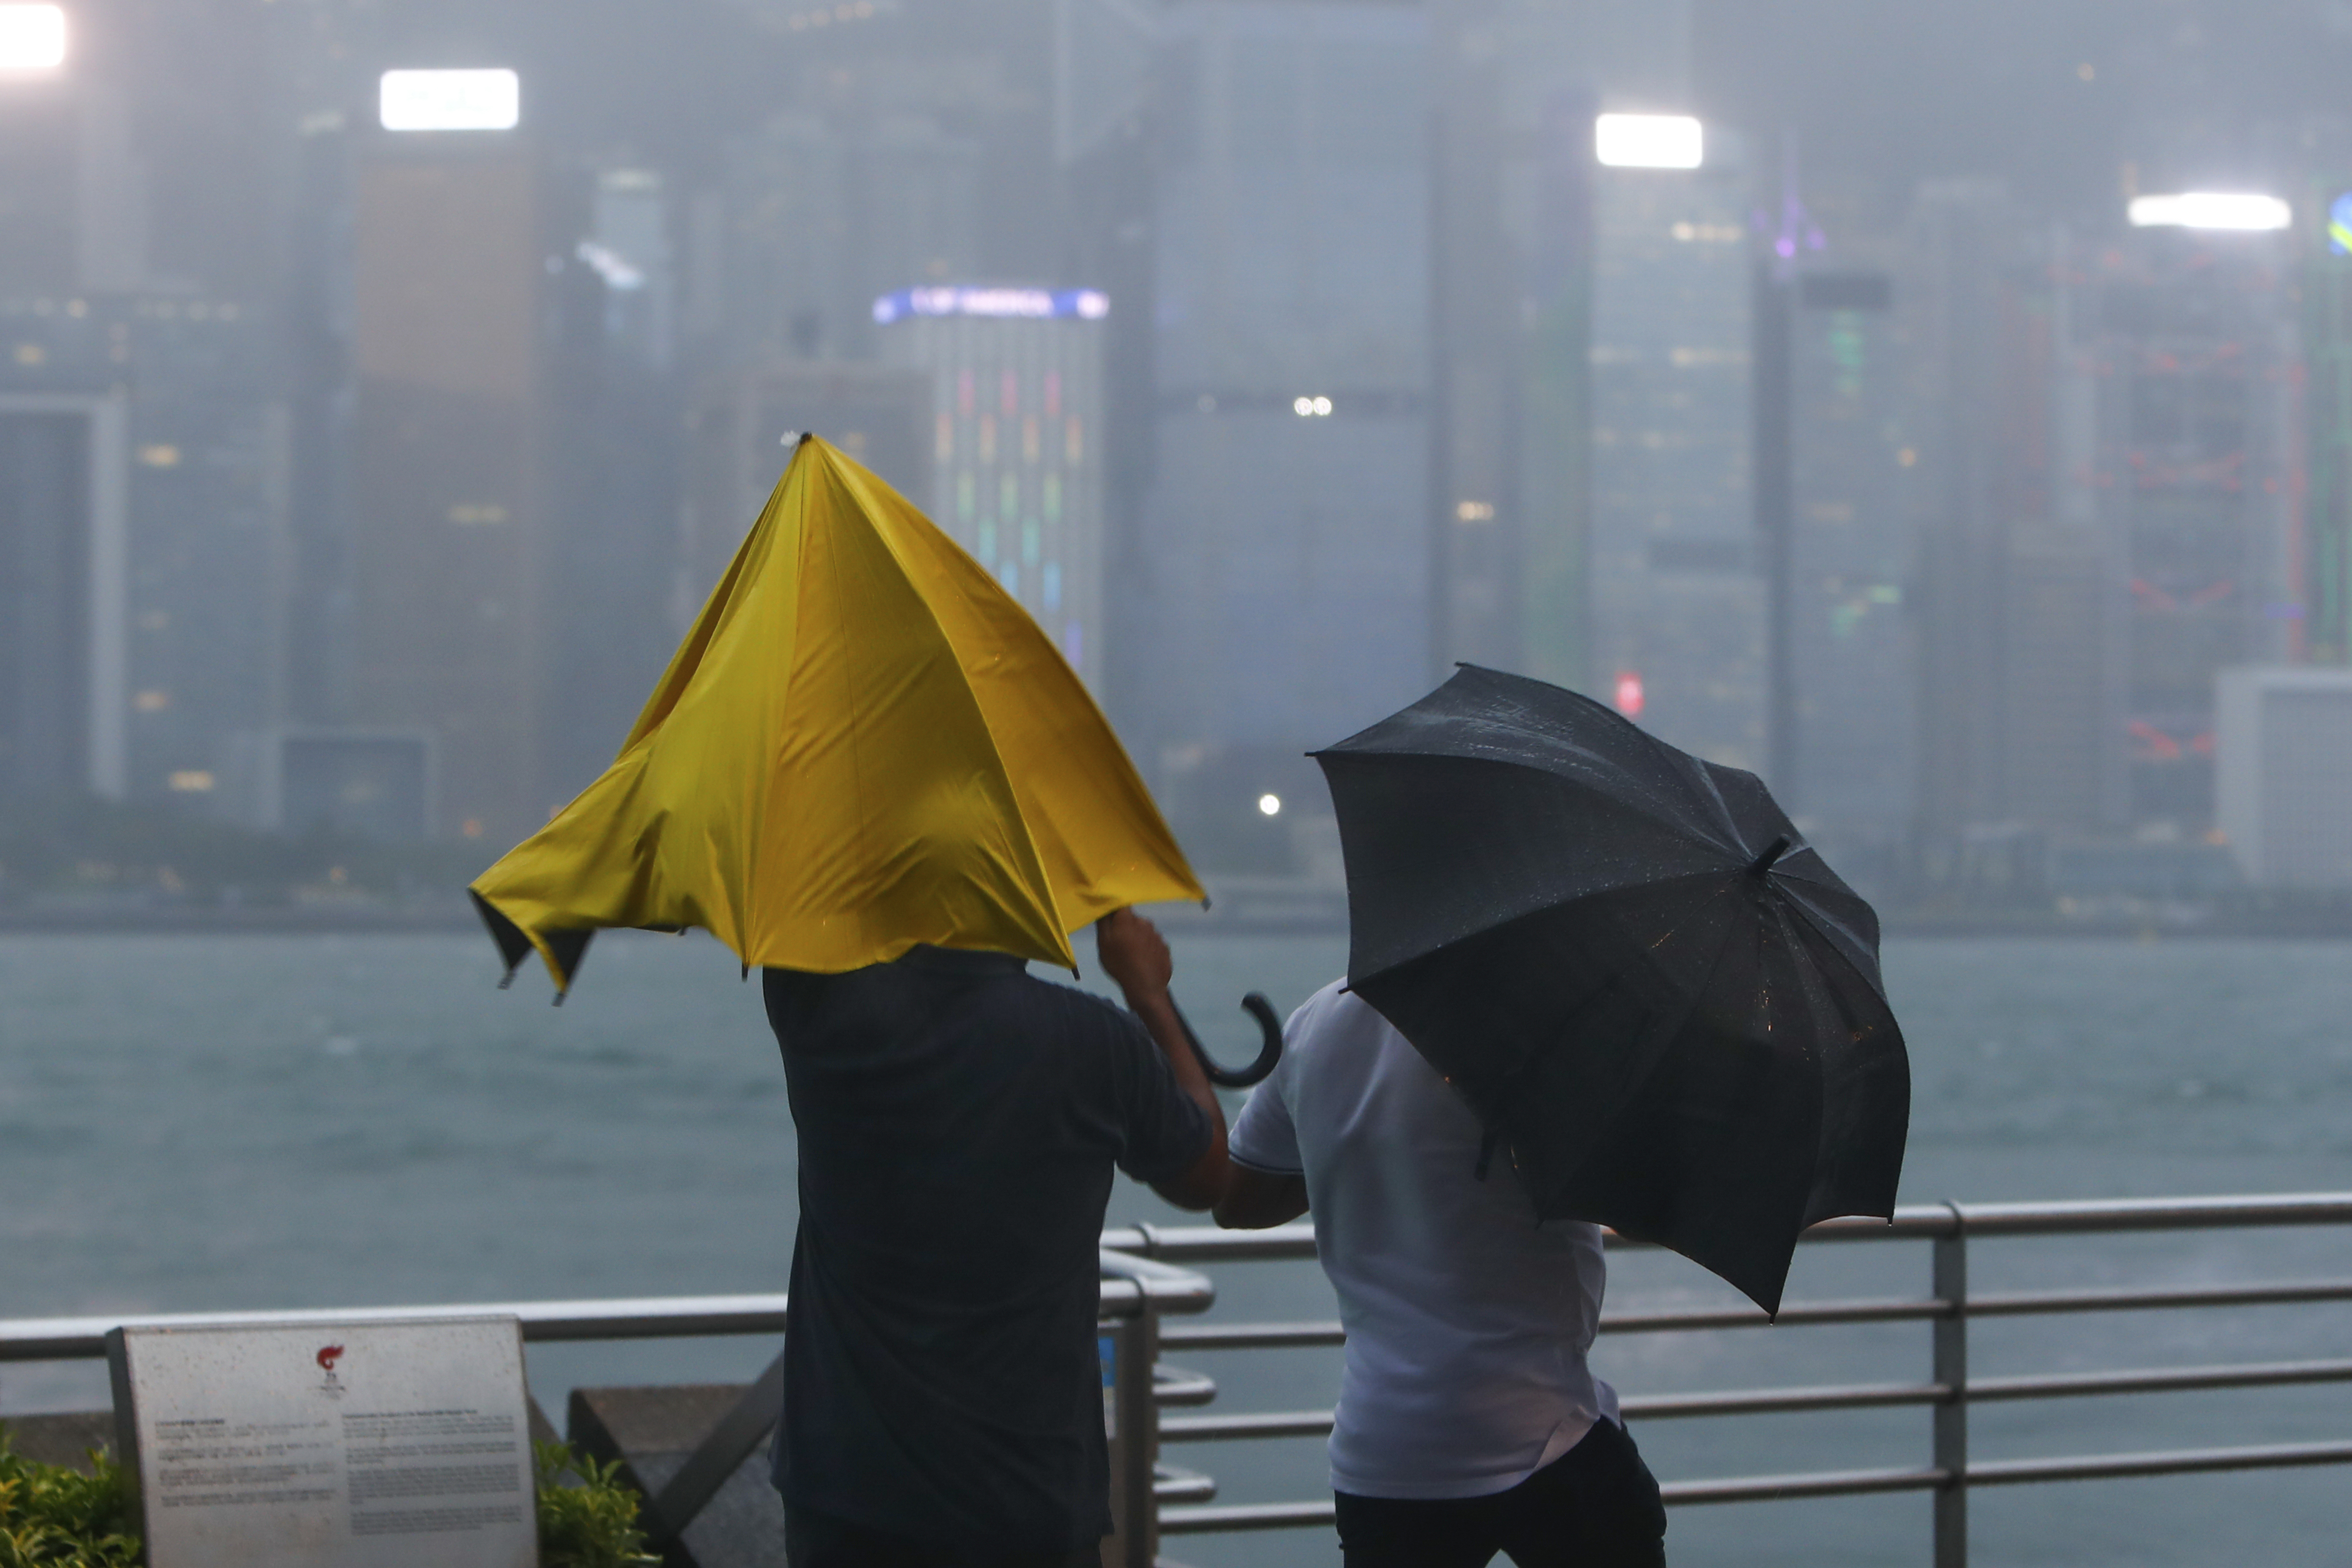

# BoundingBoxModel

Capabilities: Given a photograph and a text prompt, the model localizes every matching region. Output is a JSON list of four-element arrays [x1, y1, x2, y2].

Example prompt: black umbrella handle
[[1171, 993, 1285, 1088]]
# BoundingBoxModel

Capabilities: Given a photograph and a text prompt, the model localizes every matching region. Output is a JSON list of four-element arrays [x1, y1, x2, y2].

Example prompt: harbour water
[[3, 928, 2350, 1565]]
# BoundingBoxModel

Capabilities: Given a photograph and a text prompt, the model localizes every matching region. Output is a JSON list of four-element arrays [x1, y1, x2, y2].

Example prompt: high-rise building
[[1585, 145, 1761, 772], [2, 293, 286, 811], [2058, 224, 2300, 834], [1779, 265, 1918, 852], [345, 133, 569, 845], [876, 286, 1111, 688], [1135, 0, 1434, 832], [1427, 0, 1696, 691]]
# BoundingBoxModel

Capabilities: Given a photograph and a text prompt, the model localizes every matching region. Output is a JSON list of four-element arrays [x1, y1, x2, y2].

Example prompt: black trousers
[[782, 1505, 1100, 1568], [1333, 1418, 1669, 1568]]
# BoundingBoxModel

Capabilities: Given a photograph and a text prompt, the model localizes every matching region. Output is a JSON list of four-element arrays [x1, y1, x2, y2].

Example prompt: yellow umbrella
[[470, 434, 1204, 996]]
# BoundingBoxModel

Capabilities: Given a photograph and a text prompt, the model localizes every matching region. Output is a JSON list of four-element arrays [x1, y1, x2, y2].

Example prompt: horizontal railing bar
[[0, 1261, 1219, 1363], [1110, 1195, 2352, 1268], [1970, 1439, 2352, 1486], [1661, 1464, 1948, 1505], [1160, 1321, 1345, 1351], [1160, 1499, 1336, 1533], [1974, 1357, 2352, 1403], [1162, 1410, 1334, 1442], [1601, 1296, 1946, 1333], [1158, 1357, 2352, 1444], [1969, 1279, 2352, 1317], [0, 1296, 795, 1362], [1164, 1439, 2352, 1529]]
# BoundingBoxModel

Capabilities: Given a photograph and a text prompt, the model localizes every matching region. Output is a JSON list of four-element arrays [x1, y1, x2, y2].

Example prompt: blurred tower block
[[2216, 666, 2352, 886], [0, 383, 124, 801], [2, 293, 288, 816], [1137, 0, 1433, 774], [1781, 263, 1917, 866], [877, 286, 1110, 689], [1585, 130, 1761, 773], [2057, 224, 2300, 836], [347, 132, 563, 847]]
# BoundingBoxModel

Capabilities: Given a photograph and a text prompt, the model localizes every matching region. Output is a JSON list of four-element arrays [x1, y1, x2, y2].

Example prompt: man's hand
[[1096, 908, 1172, 1001], [1096, 908, 1229, 1211]]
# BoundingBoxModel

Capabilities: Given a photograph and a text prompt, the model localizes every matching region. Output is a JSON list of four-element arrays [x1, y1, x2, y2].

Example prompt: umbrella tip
[[1748, 835, 1792, 877]]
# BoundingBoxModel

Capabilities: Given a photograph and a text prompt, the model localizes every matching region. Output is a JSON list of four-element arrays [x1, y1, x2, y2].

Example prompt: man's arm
[[1214, 1165, 1308, 1229], [1096, 909, 1229, 1211]]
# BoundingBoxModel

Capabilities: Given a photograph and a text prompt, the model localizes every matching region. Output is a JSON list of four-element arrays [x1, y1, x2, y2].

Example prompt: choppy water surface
[[3, 931, 2350, 1566]]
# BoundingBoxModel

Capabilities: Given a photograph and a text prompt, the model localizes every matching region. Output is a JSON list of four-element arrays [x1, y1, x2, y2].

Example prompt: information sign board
[[107, 1315, 537, 1568]]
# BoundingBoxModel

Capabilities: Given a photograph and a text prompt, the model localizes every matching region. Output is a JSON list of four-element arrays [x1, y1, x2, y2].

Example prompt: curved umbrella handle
[[1171, 992, 1285, 1088]]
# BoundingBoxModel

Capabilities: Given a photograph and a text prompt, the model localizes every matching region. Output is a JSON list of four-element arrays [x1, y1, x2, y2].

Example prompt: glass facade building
[[878, 291, 1110, 690], [1586, 156, 1761, 773]]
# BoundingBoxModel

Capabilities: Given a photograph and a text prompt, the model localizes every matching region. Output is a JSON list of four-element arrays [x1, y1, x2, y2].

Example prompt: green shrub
[[0, 1426, 656, 1568], [534, 1441, 659, 1568], [0, 1431, 141, 1568]]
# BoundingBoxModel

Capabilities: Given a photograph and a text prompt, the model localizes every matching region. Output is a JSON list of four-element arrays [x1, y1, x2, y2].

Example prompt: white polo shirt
[[1228, 979, 1618, 1500]]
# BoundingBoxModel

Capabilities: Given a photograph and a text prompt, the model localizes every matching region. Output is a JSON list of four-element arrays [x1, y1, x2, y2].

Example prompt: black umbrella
[[1313, 665, 1909, 1315]]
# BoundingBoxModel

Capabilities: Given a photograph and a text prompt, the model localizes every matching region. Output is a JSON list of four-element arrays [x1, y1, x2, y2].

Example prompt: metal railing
[[9, 1195, 2351, 1567], [1103, 1193, 2352, 1566]]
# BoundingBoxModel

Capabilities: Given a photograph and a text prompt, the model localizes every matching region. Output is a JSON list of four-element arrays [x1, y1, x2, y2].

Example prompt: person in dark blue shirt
[[764, 909, 1227, 1567]]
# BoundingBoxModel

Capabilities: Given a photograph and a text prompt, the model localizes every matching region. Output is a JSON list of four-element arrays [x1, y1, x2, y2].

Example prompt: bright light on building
[[1595, 114, 1702, 170], [379, 69, 521, 132], [1257, 793, 1282, 817], [2126, 192, 2291, 232], [1613, 670, 1645, 717], [872, 286, 1108, 324], [0, 4, 66, 70], [1292, 396, 1332, 417]]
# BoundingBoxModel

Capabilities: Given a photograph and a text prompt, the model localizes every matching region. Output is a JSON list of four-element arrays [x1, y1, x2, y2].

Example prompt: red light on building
[[1613, 670, 1645, 717]]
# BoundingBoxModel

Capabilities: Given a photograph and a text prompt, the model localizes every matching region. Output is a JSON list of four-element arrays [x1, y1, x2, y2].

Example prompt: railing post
[[1102, 1304, 1159, 1568], [1933, 1203, 1968, 1568]]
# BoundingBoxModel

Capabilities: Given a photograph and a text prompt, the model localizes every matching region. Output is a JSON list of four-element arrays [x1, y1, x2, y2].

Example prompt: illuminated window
[[0, 4, 66, 70], [1064, 416, 1083, 464], [379, 69, 521, 133], [1042, 473, 1061, 522], [133, 689, 170, 712], [1596, 114, 1701, 169], [137, 444, 182, 468], [936, 412, 953, 461], [167, 770, 215, 793]]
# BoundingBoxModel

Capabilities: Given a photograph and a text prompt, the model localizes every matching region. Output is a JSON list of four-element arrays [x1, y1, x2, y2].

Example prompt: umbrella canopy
[[471, 435, 1203, 994], [1314, 664, 1909, 1315]]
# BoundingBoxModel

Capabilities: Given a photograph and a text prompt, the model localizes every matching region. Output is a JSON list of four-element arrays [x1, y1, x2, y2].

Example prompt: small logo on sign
[[317, 1344, 345, 1396]]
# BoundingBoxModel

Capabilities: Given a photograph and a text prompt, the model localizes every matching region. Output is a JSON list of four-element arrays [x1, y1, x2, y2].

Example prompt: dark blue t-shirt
[[764, 946, 1211, 1551]]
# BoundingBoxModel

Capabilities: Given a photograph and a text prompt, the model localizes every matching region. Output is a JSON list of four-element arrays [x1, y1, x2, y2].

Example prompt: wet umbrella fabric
[[470, 435, 1204, 995], [1314, 665, 1909, 1315]]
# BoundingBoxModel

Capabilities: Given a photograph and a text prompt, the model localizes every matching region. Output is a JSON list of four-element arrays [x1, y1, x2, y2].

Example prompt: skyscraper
[[1585, 143, 1762, 772], [1780, 264, 1918, 854], [876, 286, 1111, 689], [345, 132, 565, 845], [1135, 0, 1433, 823]]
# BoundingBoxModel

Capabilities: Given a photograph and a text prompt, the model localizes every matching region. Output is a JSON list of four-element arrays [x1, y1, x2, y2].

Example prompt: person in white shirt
[[1215, 980, 1667, 1568]]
